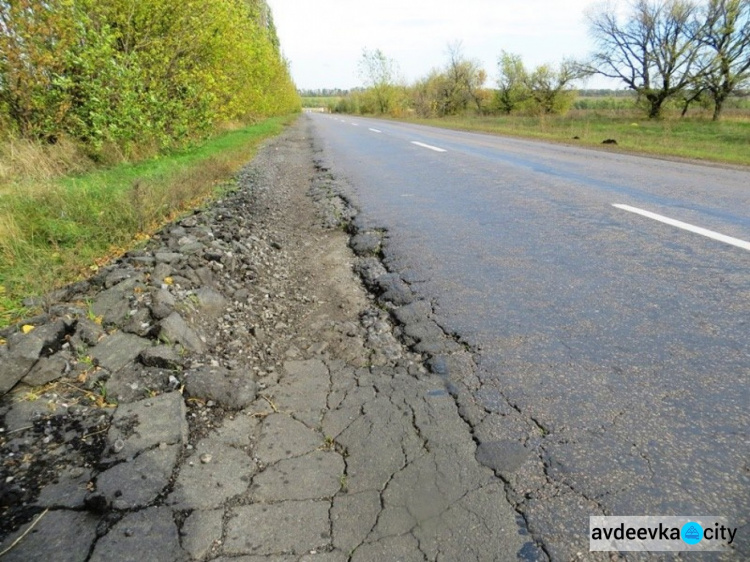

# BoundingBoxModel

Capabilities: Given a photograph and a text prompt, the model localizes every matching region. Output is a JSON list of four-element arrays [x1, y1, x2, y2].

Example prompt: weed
[[79, 355, 94, 367], [84, 300, 103, 325], [94, 380, 112, 404]]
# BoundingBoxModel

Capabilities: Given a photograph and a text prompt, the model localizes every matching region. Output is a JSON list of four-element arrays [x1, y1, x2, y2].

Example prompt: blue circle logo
[[681, 522, 704, 545]]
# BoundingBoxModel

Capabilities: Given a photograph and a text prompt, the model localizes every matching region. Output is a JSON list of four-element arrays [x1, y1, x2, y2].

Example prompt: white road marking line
[[613, 204, 750, 252], [369, 128, 382, 133], [411, 141, 447, 153], [351, 122, 359, 126]]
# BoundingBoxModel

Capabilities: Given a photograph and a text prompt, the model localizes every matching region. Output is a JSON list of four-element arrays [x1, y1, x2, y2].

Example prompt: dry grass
[[0, 136, 93, 188], [0, 116, 296, 327]]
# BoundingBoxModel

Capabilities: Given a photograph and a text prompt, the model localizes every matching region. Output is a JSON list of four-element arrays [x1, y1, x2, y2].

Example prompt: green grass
[[399, 111, 750, 166], [0, 115, 297, 327]]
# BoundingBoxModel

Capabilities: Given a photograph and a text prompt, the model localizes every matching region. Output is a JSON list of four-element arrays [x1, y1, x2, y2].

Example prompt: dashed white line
[[369, 128, 382, 133], [613, 204, 750, 252], [351, 122, 359, 126], [411, 141, 447, 153]]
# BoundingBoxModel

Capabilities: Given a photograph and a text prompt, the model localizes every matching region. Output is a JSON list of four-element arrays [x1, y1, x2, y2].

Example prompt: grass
[[398, 109, 750, 166], [0, 115, 297, 327]]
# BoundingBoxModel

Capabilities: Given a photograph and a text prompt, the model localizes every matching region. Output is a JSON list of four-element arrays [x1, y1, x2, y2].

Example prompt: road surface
[[308, 113, 750, 560]]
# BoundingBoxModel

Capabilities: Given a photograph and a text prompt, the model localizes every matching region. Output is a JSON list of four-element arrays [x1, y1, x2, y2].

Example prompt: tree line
[[0, 0, 300, 155], [340, 44, 584, 119], [339, 0, 749, 121]]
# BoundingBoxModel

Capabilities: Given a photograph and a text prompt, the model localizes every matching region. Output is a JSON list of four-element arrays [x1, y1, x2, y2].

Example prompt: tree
[[0, 0, 299, 150], [526, 59, 581, 114], [444, 42, 488, 114], [496, 51, 529, 113], [410, 70, 443, 117], [586, 0, 707, 118], [407, 42, 488, 117], [696, 0, 750, 120], [358, 48, 400, 114], [494, 53, 579, 115], [0, 0, 79, 139]]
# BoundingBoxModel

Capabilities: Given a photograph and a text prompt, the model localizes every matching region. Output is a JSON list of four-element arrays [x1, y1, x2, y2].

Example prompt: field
[[409, 109, 750, 166], [0, 116, 296, 326]]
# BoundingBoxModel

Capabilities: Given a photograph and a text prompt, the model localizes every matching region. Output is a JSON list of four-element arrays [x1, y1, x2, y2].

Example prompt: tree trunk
[[647, 94, 665, 119], [712, 99, 723, 121], [648, 102, 662, 119], [712, 89, 728, 122]]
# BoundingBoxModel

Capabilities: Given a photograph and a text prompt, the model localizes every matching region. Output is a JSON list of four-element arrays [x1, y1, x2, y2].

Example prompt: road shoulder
[[0, 118, 530, 561]]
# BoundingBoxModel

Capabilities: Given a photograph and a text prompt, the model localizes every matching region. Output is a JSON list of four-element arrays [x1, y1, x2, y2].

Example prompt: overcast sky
[[268, 0, 623, 91]]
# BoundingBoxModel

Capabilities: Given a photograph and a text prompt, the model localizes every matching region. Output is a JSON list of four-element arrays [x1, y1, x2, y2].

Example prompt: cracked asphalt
[[0, 117, 536, 561], [308, 113, 750, 560]]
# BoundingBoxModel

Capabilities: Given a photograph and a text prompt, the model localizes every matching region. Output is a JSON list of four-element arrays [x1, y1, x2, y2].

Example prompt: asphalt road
[[307, 113, 749, 560]]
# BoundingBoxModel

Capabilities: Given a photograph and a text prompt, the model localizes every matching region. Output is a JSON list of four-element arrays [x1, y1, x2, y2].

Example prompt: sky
[[267, 0, 623, 92]]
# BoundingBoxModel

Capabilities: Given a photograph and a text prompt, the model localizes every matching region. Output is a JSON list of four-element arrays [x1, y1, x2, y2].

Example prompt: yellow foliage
[[0, 0, 299, 150]]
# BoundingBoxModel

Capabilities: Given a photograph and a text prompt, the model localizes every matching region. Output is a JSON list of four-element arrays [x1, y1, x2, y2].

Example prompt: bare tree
[[586, 0, 706, 118], [696, 0, 750, 120]]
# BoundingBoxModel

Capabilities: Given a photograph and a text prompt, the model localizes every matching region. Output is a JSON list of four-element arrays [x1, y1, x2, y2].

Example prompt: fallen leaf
[[22, 324, 35, 334]]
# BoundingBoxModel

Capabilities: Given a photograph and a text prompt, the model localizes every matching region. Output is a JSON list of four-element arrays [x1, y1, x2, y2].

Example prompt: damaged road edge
[[307, 140, 549, 562], [0, 117, 542, 562]]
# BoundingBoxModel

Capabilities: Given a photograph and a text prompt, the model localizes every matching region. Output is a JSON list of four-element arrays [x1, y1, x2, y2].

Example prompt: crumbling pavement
[[0, 118, 539, 561]]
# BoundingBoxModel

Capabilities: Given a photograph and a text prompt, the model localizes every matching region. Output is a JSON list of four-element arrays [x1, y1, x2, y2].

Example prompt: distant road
[[309, 113, 750, 560]]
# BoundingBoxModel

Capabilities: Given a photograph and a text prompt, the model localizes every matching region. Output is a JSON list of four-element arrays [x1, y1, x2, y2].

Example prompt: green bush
[[0, 0, 300, 156]]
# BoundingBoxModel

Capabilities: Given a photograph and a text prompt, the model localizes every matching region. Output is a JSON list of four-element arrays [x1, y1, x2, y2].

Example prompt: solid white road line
[[613, 204, 750, 252], [411, 141, 447, 153], [369, 128, 382, 133]]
